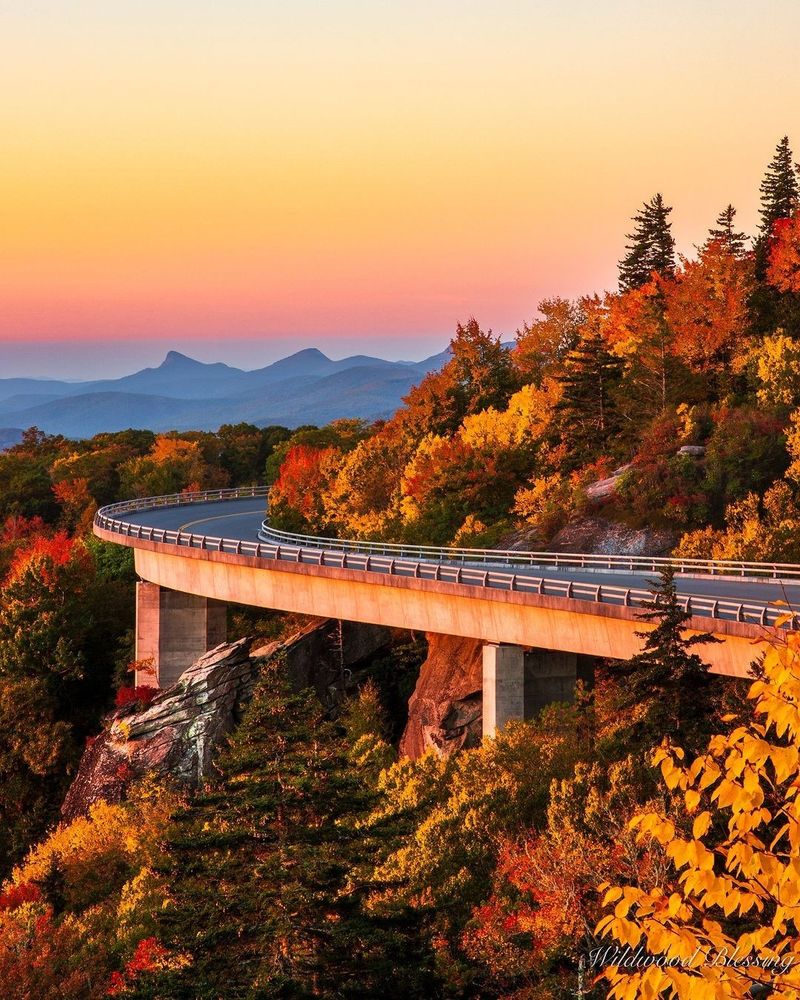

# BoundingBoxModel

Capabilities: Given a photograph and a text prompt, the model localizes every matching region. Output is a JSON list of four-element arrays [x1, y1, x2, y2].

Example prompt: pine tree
[[619, 567, 720, 750], [555, 329, 622, 462], [149, 659, 440, 998], [618, 193, 676, 291], [758, 136, 799, 236], [707, 204, 749, 256], [751, 137, 800, 329]]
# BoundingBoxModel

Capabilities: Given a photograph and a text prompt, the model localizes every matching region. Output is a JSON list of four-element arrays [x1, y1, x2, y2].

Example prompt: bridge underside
[[119, 538, 770, 682]]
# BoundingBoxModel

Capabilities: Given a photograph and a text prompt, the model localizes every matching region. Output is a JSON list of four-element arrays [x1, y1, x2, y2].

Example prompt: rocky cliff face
[[547, 515, 677, 555], [399, 633, 484, 759], [62, 619, 393, 822], [257, 618, 392, 709], [61, 639, 256, 821], [502, 514, 676, 556]]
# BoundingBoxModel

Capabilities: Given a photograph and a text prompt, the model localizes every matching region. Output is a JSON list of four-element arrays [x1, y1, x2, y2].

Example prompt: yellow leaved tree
[[597, 633, 800, 998]]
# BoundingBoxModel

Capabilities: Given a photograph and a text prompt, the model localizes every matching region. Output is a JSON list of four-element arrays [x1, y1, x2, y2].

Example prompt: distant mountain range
[[0, 346, 451, 440]]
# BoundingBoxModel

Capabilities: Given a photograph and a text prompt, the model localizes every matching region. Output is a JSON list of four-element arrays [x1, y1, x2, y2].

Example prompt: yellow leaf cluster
[[460, 380, 561, 452], [597, 636, 800, 998], [755, 332, 800, 408]]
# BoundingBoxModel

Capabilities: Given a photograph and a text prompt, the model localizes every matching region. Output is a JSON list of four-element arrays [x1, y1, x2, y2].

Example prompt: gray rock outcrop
[[547, 515, 677, 556], [61, 638, 256, 821], [255, 618, 392, 708], [585, 464, 632, 501], [62, 619, 395, 822]]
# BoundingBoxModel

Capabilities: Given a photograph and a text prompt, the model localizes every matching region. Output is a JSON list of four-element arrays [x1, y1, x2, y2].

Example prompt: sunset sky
[[2, 1, 800, 376]]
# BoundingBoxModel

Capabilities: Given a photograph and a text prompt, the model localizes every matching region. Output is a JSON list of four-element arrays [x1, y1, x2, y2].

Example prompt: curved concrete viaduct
[[94, 489, 800, 734]]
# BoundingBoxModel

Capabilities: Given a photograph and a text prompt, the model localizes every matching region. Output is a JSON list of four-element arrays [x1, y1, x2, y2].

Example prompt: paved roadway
[[126, 497, 800, 613]]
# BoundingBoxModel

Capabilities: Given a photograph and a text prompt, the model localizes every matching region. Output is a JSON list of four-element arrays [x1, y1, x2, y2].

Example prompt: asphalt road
[[126, 497, 800, 612]]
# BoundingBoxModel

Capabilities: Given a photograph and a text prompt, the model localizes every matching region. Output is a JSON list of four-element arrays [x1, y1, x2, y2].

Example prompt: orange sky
[[2, 1, 800, 362]]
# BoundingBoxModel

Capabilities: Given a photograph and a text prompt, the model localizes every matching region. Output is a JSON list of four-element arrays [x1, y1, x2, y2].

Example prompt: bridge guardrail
[[94, 488, 797, 631], [257, 520, 800, 581]]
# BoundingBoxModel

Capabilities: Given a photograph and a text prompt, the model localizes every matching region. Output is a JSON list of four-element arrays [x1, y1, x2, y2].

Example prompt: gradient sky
[[2, 1, 800, 376]]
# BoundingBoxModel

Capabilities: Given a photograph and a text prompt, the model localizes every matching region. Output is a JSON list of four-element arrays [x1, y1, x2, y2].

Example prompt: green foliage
[[346, 638, 427, 743], [215, 422, 290, 484], [615, 567, 720, 753], [85, 535, 135, 582], [677, 480, 800, 563], [0, 537, 98, 870], [0, 429, 64, 522], [758, 135, 799, 239], [555, 327, 622, 465], [0, 529, 132, 874], [142, 663, 442, 999], [701, 405, 789, 514], [751, 136, 800, 330], [362, 704, 587, 929], [706, 204, 749, 256]]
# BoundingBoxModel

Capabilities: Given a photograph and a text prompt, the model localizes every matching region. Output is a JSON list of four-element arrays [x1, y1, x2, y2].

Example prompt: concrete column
[[524, 650, 579, 717], [482, 643, 525, 738], [135, 582, 227, 688]]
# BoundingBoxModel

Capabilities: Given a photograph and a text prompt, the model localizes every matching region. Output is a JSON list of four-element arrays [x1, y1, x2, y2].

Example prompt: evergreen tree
[[618, 193, 676, 291], [751, 136, 800, 330], [619, 567, 720, 750], [555, 329, 622, 462], [707, 204, 749, 256], [758, 136, 799, 236], [148, 660, 440, 999]]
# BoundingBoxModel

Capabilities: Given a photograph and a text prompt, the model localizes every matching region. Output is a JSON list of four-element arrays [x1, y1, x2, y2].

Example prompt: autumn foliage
[[5, 136, 800, 999], [598, 635, 800, 999], [114, 685, 158, 710], [768, 214, 800, 294]]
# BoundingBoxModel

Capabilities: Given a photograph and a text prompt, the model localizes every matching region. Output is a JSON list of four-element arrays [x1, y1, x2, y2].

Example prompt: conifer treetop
[[706, 204, 749, 256], [759, 135, 799, 234], [618, 193, 676, 292]]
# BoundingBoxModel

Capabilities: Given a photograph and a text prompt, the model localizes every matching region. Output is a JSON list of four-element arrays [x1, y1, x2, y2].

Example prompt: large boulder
[[400, 633, 484, 759], [61, 638, 257, 821], [62, 619, 394, 822], [547, 515, 677, 556]]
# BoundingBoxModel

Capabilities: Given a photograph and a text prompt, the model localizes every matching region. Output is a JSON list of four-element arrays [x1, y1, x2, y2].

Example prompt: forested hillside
[[2, 136, 800, 997], [267, 137, 800, 569]]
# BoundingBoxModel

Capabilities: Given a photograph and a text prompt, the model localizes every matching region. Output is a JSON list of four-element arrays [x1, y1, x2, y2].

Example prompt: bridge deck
[[94, 492, 800, 678], [127, 497, 800, 612]]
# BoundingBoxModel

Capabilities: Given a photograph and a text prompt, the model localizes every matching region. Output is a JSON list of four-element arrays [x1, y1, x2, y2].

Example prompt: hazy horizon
[[0, 335, 450, 380]]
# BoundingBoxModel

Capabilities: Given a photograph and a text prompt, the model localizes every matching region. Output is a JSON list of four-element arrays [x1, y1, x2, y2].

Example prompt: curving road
[[121, 495, 800, 618]]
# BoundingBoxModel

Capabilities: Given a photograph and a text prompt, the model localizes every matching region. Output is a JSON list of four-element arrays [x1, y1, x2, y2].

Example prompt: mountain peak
[[160, 350, 201, 369], [261, 347, 333, 372], [286, 348, 330, 362]]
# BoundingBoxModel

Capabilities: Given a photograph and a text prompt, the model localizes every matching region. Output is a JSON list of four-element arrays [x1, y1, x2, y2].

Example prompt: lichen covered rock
[[62, 619, 394, 822], [61, 638, 256, 821]]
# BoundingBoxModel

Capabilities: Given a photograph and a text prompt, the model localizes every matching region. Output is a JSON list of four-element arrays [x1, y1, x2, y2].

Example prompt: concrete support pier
[[524, 650, 580, 717], [135, 581, 227, 688], [482, 643, 525, 738]]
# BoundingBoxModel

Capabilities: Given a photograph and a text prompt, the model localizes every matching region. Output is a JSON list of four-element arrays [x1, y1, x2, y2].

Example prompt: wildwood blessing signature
[[586, 944, 796, 977]]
